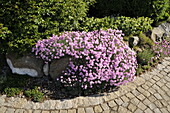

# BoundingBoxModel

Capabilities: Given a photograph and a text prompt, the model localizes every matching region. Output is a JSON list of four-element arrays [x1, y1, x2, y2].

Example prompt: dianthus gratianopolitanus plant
[[33, 29, 138, 89]]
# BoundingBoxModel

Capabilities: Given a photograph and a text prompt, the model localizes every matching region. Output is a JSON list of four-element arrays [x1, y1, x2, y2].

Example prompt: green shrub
[[24, 87, 44, 102], [0, 23, 11, 53], [0, 0, 95, 54], [138, 33, 154, 47], [89, 0, 170, 23], [137, 49, 155, 65], [4, 87, 22, 97], [80, 16, 153, 36], [114, 17, 153, 36]]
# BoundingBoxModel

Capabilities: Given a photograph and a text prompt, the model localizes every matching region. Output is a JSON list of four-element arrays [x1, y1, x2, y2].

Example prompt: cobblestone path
[[0, 57, 170, 113]]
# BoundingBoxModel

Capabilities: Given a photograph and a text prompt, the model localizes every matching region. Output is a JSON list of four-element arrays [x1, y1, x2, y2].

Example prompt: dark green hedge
[[89, 0, 170, 22], [0, 23, 11, 53], [0, 0, 95, 54]]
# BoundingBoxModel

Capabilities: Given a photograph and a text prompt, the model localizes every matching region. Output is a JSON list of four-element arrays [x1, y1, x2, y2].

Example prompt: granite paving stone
[[121, 102, 129, 107], [148, 103, 157, 110], [26, 110, 33, 113], [154, 100, 163, 108], [14, 109, 25, 113], [41, 111, 50, 113], [85, 107, 94, 113], [114, 98, 123, 105], [50, 111, 59, 113], [33, 110, 41, 113], [154, 93, 163, 100], [67, 109, 76, 113], [130, 98, 140, 106], [137, 102, 147, 111], [118, 106, 128, 113], [77, 108, 85, 113], [5, 108, 15, 113], [102, 110, 111, 113], [108, 100, 117, 108], [160, 108, 169, 113], [148, 95, 157, 102], [143, 98, 152, 105], [126, 92, 135, 99], [128, 103, 137, 112], [143, 91, 151, 97], [160, 100, 168, 106], [59, 110, 67, 113], [101, 103, 110, 111], [137, 94, 146, 101], [134, 108, 143, 113], [154, 108, 162, 113], [111, 106, 118, 111], [144, 108, 153, 113], [0, 106, 7, 113], [148, 88, 157, 94], [94, 105, 103, 112], [131, 90, 140, 96]]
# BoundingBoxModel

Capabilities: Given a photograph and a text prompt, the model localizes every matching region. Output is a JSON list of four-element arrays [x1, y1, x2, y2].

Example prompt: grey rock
[[6, 53, 44, 77], [128, 36, 139, 48], [49, 57, 70, 79], [43, 63, 49, 76], [151, 22, 170, 42]]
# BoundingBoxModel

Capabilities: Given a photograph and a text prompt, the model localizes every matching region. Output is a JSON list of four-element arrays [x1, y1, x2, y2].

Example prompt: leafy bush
[[0, 23, 11, 53], [80, 16, 153, 36], [4, 87, 22, 97], [89, 0, 170, 23], [24, 87, 44, 102], [0, 0, 95, 54], [138, 33, 155, 47], [113, 17, 153, 36], [33, 29, 138, 90]]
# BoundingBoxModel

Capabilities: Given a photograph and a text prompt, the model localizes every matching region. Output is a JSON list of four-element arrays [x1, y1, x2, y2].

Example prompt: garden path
[[0, 57, 170, 113]]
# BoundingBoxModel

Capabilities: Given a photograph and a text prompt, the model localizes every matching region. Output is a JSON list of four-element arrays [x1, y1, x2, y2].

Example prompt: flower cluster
[[33, 29, 138, 89], [153, 40, 170, 58]]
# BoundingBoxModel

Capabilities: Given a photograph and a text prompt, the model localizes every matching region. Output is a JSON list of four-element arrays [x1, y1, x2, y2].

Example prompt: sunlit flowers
[[33, 29, 138, 89]]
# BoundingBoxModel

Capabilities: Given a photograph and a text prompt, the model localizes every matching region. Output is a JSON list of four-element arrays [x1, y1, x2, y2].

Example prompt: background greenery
[[89, 0, 170, 24], [0, 0, 95, 54]]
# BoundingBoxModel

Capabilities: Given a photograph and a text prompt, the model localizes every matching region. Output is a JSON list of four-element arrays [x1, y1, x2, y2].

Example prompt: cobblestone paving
[[0, 57, 170, 113]]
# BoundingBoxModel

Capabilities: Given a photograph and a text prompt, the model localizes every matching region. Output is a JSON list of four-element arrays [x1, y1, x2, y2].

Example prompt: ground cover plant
[[136, 38, 170, 75]]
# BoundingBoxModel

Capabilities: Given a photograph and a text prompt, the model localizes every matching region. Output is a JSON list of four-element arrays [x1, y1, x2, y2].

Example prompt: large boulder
[[151, 22, 170, 42], [6, 53, 44, 77], [49, 57, 70, 79]]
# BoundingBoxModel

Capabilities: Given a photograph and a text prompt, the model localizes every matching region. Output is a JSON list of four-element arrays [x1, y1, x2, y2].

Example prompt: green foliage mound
[[0, 0, 95, 54], [4, 87, 22, 97], [137, 49, 155, 65], [24, 87, 44, 102], [80, 16, 153, 36]]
